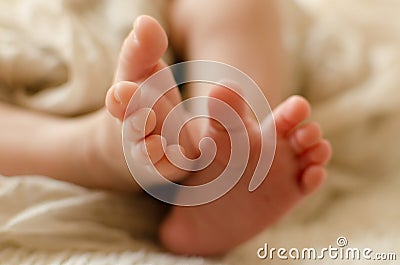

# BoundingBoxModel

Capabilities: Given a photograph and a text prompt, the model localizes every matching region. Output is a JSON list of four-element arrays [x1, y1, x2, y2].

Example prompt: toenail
[[113, 84, 122, 104], [131, 30, 138, 44], [132, 17, 143, 43], [290, 135, 302, 153]]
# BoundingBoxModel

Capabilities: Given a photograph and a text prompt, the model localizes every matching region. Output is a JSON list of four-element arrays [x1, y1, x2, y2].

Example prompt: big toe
[[205, 83, 255, 163], [274, 96, 311, 136], [207, 82, 251, 131], [115, 15, 168, 83]]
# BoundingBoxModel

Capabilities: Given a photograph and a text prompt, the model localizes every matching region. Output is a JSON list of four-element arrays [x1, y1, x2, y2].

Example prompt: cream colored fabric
[[0, 176, 219, 265], [1, 0, 400, 264], [0, 0, 169, 115]]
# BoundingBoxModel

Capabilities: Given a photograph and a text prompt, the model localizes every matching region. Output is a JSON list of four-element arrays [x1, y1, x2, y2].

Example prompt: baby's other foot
[[160, 85, 332, 256], [98, 16, 196, 190]]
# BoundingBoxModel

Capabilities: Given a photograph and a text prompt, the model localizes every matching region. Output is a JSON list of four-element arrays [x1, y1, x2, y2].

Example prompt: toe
[[300, 165, 327, 194], [129, 134, 166, 165], [274, 96, 311, 136], [300, 140, 332, 168], [124, 108, 157, 141], [112, 15, 182, 108], [114, 15, 168, 83], [106, 81, 139, 120], [128, 137, 187, 182], [290, 122, 322, 154], [143, 135, 167, 164], [155, 145, 189, 182]]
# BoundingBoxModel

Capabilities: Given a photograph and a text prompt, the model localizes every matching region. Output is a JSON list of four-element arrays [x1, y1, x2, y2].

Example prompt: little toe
[[290, 122, 322, 154], [106, 81, 139, 120], [300, 165, 327, 194], [300, 140, 332, 168], [274, 96, 311, 136]]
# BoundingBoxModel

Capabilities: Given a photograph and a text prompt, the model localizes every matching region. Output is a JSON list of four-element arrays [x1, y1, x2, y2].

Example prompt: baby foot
[[98, 15, 196, 190], [159, 86, 332, 256]]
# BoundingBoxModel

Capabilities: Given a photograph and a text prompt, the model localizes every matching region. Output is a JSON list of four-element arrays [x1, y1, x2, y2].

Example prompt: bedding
[[0, 0, 399, 264]]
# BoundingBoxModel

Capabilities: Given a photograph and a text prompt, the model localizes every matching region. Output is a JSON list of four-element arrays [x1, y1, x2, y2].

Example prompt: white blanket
[[1, 0, 399, 264]]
